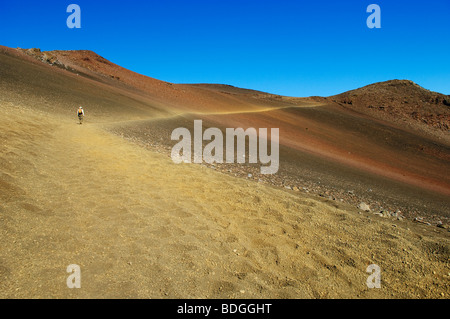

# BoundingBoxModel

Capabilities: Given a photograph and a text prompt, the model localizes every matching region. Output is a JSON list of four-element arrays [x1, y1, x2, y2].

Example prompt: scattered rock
[[358, 202, 371, 212], [437, 223, 449, 230], [414, 217, 432, 226], [380, 211, 391, 218]]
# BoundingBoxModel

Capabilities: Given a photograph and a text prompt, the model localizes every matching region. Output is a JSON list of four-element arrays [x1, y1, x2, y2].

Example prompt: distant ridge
[[7, 47, 450, 137], [329, 79, 450, 134]]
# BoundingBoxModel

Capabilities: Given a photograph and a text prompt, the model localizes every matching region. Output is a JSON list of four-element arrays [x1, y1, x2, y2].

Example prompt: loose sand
[[1, 102, 448, 299]]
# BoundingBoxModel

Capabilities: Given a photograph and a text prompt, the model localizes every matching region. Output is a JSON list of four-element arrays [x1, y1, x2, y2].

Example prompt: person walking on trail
[[77, 106, 85, 124]]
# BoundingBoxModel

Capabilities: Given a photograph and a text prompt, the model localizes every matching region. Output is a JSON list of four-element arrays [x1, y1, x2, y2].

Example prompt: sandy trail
[[0, 103, 449, 299], [95, 101, 323, 126]]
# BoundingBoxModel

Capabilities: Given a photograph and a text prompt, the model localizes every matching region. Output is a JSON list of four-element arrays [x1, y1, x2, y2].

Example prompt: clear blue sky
[[1, 0, 449, 96]]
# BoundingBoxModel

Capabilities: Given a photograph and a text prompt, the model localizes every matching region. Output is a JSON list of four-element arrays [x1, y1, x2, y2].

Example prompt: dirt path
[[0, 103, 449, 298]]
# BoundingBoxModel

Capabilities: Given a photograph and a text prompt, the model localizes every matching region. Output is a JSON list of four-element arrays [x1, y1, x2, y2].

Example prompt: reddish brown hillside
[[329, 80, 450, 141], [15, 47, 302, 114]]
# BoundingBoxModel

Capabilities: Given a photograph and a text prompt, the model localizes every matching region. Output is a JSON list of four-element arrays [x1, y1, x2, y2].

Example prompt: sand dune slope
[[1, 102, 448, 299]]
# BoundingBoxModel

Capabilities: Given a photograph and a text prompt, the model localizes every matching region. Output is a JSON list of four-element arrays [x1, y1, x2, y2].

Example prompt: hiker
[[77, 106, 84, 124]]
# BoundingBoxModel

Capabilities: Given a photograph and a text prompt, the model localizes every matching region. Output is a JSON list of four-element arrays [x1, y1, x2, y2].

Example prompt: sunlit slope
[[2, 45, 449, 219], [1, 102, 448, 298]]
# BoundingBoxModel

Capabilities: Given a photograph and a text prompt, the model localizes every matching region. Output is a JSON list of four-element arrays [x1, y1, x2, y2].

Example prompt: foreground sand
[[0, 102, 449, 299]]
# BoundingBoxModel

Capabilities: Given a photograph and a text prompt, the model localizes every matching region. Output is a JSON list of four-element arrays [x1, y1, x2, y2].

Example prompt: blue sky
[[1, 0, 449, 96]]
